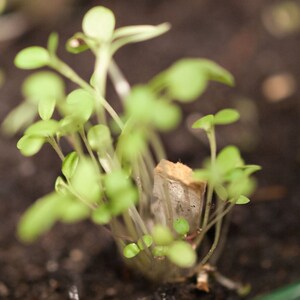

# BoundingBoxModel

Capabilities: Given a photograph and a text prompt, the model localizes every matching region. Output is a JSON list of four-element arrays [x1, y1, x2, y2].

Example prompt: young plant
[[3, 6, 260, 282]]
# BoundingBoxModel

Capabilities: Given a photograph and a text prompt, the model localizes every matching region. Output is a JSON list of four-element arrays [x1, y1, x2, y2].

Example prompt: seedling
[[3, 6, 260, 283]]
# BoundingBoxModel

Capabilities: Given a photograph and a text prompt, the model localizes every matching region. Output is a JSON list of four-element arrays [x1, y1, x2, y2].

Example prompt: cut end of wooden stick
[[152, 159, 206, 233]]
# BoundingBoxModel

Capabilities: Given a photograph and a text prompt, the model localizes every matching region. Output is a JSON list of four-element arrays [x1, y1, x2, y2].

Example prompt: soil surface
[[0, 0, 299, 299]]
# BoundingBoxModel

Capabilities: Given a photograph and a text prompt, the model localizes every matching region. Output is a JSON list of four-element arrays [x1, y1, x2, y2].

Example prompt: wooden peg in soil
[[151, 159, 206, 233]]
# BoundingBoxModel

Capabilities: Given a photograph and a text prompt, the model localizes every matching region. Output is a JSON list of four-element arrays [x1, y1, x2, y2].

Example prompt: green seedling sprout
[[2, 6, 261, 283]]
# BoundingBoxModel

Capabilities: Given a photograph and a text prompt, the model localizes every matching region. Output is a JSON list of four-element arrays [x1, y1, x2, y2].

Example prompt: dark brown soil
[[0, 0, 299, 299]]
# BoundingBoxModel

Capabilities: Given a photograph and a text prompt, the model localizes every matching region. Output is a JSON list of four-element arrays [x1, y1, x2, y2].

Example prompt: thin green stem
[[48, 137, 64, 161], [201, 127, 217, 230]]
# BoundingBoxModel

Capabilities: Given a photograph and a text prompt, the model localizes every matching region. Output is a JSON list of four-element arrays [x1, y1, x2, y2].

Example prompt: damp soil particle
[[0, 0, 299, 299]]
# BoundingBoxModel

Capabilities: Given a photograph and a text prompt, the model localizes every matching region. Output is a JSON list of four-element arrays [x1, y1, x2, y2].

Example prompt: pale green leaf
[[196, 59, 234, 86], [214, 109, 240, 125], [82, 6, 115, 41], [87, 125, 111, 151], [216, 146, 244, 174], [17, 135, 45, 156], [15, 47, 49, 69], [110, 187, 138, 215], [71, 157, 101, 203], [25, 120, 59, 137], [173, 218, 190, 235], [235, 195, 250, 205], [137, 235, 153, 250], [1, 102, 37, 136], [62, 152, 79, 179], [153, 101, 181, 131], [152, 225, 173, 246], [22, 71, 65, 104], [112, 23, 170, 53], [167, 241, 196, 268], [166, 59, 208, 102], [60, 200, 90, 223], [91, 204, 111, 224], [38, 97, 56, 120], [123, 243, 140, 258], [65, 89, 94, 122], [192, 114, 214, 131], [17, 192, 63, 242], [152, 245, 168, 257]]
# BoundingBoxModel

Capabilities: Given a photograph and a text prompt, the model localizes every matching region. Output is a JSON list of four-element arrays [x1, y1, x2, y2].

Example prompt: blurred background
[[0, 0, 299, 299]]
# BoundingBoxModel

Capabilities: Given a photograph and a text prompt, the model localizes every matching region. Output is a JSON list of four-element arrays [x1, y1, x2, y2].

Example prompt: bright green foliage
[[65, 89, 94, 122], [123, 243, 140, 258], [2, 102, 36, 135], [22, 72, 65, 104], [137, 235, 153, 250], [15, 47, 49, 69], [104, 170, 138, 215], [87, 125, 111, 151], [192, 108, 240, 131], [152, 58, 234, 102], [167, 241, 196, 268], [17, 135, 45, 156], [214, 109, 240, 125], [25, 120, 59, 137], [152, 225, 174, 246], [7, 4, 260, 282], [91, 204, 111, 224], [192, 114, 214, 131], [62, 152, 79, 179], [112, 23, 170, 53], [71, 157, 102, 203], [173, 218, 190, 235], [82, 6, 115, 41], [17, 192, 64, 242]]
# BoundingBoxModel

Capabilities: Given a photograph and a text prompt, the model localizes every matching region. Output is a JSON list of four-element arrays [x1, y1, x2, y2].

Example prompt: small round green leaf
[[17, 192, 63, 242], [17, 135, 45, 156], [192, 114, 214, 131], [153, 101, 181, 131], [214, 109, 240, 125], [137, 235, 153, 250], [65, 89, 94, 122], [167, 241, 196, 268], [87, 125, 111, 151], [38, 97, 56, 120], [71, 157, 102, 203], [216, 146, 244, 174], [82, 6, 115, 41], [173, 218, 190, 235], [123, 243, 140, 258], [91, 204, 111, 224], [60, 201, 90, 223], [166, 59, 208, 102], [25, 120, 59, 137], [62, 152, 79, 179], [152, 225, 173, 246], [22, 71, 65, 104], [15, 47, 49, 69], [235, 195, 250, 205]]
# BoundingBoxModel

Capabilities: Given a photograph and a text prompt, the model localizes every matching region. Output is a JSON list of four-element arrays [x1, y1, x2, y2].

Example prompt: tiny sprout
[[137, 235, 153, 250], [152, 225, 174, 246], [167, 241, 196, 268], [123, 243, 140, 259], [173, 218, 190, 236]]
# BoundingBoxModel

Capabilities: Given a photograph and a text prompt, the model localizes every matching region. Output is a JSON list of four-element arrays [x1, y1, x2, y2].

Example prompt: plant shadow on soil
[[0, 0, 300, 299]]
